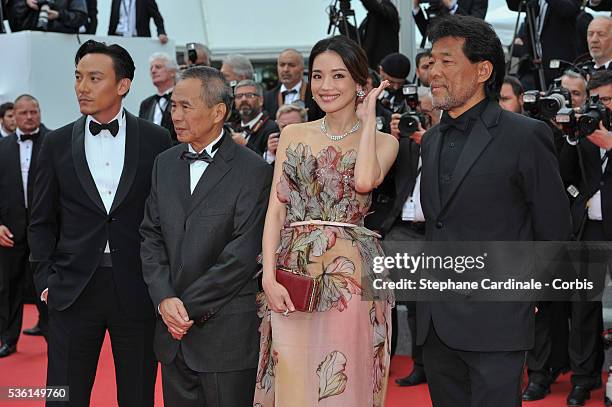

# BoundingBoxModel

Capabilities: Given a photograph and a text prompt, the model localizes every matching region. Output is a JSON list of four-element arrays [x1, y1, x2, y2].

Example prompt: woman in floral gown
[[253, 35, 399, 407]]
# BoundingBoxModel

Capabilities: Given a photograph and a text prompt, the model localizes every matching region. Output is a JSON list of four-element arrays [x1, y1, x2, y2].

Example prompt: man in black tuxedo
[[29, 40, 172, 406], [140, 66, 271, 407], [508, 0, 581, 90], [139, 52, 177, 143], [108, 0, 168, 44], [413, 0, 488, 40], [417, 16, 570, 407], [231, 80, 279, 156], [558, 70, 612, 405], [587, 17, 612, 71], [0, 95, 50, 357], [263, 49, 323, 121]]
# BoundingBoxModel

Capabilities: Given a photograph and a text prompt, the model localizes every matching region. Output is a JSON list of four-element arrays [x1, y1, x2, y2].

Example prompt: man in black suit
[[418, 16, 570, 407], [140, 66, 271, 407], [139, 52, 177, 143], [413, 0, 488, 40], [8, 0, 87, 33], [29, 40, 172, 407], [108, 0, 168, 44], [587, 17, 612, 71], [231, 79, 279, 156], [558, 70, 612, 405], [508, 0, 581, 90], [263, 49, 323, 121], [0, 95, 50, 357]]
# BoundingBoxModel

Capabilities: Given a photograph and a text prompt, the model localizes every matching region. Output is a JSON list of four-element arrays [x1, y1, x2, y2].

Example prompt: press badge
[[402, 197, 416, 221]]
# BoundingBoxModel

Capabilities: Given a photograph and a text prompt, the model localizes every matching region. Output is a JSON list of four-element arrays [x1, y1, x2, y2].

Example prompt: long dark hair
[[308, 35, 369, 86]]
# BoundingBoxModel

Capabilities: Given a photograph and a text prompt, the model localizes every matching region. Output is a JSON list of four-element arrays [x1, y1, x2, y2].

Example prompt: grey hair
[[279, 48, 304, 66], [562, 70, 588, 87], [194, 43, 211, 66], [276, 103, 308, 122], [222, 54, 254, 80], [178, 66, 232, 113], [235, 79, 264, 96], [14, 94, 40, 107], [149, 52, 178, 71]]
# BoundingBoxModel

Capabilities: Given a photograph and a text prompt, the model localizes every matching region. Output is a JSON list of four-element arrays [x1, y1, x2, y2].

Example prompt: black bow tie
[[89, 119, 119, 137], [180, 150, 214, 163], [180, 137, 223, 164], [19, 132, 39, 142], [156, 93, 171, 103], [282, 89, 298, 98], [438, 113, 471, 134]]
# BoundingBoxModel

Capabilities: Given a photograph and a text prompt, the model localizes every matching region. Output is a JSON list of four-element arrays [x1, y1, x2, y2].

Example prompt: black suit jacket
[[414, 0, 488, 38], [140, 131, 272, 372], [108, 0, 166, 37], [508, 0, 581, 89], [366, 137, 421, 235], [139, 93, 177, 143], [263, 83, 324, 122], [28, 112, 172, 319], [417, 100, 571, 351], [0, 126, 49, 246], [560, 139, 612, 240]]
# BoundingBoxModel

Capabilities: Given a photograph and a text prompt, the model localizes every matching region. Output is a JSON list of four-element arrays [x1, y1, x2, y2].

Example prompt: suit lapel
[[173, 144, 191, 213], [185, 133, 234, 217], [110, 112, 140, 213], [439, 103, 497, 213], [8, 135, 25, 207], [395, 138, 419, 202], [427, 126, 443, 216], [72, 116, 107, 214]]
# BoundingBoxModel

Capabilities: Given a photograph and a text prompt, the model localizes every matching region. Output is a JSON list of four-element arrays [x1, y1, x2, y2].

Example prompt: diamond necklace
[[320, 117, 361, 141]]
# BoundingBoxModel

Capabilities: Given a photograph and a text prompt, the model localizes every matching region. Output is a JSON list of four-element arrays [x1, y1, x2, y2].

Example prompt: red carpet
[[0, 305, 606, 406]]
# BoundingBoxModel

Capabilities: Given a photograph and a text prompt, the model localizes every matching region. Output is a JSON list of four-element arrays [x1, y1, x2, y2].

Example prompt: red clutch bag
[[275, 268, 321, 313]]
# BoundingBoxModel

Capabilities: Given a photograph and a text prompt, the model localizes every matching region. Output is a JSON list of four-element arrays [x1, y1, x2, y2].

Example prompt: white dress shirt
[[153, 88, 172, 126], [402, 157, 425, 222], [116, 0, 137, 37], [240, 112, 263, 142], [85, 108, 127, 252], [15, 128, 38, 208], [280, 82, 302, 105], [0, 126, 11, 137], [189, 130, 224, 194], [594, 60, 612, 70], [588, 148, 608, 221]]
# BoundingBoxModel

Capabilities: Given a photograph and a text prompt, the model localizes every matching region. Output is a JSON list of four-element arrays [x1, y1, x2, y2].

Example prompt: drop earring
[[356, 89, 366, 98]]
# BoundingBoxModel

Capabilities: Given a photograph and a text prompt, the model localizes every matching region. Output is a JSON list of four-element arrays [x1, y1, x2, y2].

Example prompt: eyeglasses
[[598, 96, 612, 104], [234, 92, 260, 100]]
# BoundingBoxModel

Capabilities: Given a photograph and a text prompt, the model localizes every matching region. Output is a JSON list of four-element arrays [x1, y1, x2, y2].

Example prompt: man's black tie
[[438, 112, 471, 134], [282, 89, 298, 100], [20, 132, 39, 142], [155, 94, 171, 103], [89, 119, 119, 137], [180, 150, 214, 163]]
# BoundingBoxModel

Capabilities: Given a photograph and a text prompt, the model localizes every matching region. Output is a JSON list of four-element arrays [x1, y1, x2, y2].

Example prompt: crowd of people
[[3, 1, 612, 407]]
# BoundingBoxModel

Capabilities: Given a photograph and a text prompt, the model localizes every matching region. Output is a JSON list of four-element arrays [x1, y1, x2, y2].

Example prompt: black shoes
[[567, 385, 592, 406], [395, 367, 427, 386], [0, 343, 16, 357], [22, 325, 44, 336], [522, 381, 551, 401]]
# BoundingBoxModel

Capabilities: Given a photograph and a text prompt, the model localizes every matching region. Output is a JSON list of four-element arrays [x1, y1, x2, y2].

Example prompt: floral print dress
[[253, 143, 392, 407]]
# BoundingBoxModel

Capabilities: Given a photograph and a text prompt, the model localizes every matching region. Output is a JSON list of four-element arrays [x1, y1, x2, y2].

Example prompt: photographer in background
[[379, 52, 411, 111], [185, 42, 211, 68], [413, 0, 488, 39], [587, 16, 612, 71], [415, 49, 432, 87], [264, 103, 307, 164], [555, 70, 612, 405], [8, 0, 87, 33], [499, 75, 524, 114]]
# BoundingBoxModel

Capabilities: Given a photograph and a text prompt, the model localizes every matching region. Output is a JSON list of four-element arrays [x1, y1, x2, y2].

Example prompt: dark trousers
[[423, 326, 526, 407], [46, 266, 157, 407], [162, 346, 256, 407], [527, 301, 569, 385], [383, 221, 424, 366], [0, 245, 27, 346], [569, 220, 605, 387]]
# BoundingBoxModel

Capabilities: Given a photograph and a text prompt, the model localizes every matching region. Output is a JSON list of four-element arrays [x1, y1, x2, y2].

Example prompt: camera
[[397, 84, 430, 136], [186, 43, 198, 65], [420, 0, 448, 19], [557, 95, 611, 143], [36, 0, 56, 31], [523, 84, 572, 120]]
